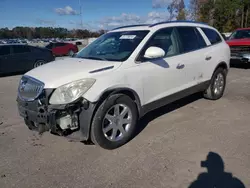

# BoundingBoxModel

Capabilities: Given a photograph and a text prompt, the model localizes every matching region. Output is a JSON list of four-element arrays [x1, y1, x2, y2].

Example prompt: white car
[[17, 21, 230, 149]]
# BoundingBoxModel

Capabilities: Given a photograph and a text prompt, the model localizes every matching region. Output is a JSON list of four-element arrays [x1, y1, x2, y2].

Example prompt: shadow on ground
[[134, 92, 202, 138], [188, 152, 245, 188]]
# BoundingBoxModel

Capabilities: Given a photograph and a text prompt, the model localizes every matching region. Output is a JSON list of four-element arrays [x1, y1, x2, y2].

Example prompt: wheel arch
[[94, 87, 142, 117], [214, 61, 229, 74]]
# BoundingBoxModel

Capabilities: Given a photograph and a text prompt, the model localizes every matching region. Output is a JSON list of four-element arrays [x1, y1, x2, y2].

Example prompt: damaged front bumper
[[17, 94, 96, 142]]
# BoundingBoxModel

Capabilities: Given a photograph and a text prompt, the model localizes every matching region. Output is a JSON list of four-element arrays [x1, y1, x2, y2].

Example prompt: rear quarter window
[[201, 28, 222, 45], [55, 43, 66, 47]]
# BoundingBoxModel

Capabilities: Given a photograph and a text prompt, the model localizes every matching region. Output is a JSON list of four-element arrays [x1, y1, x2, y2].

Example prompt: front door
[[137, 27, 187, 106]]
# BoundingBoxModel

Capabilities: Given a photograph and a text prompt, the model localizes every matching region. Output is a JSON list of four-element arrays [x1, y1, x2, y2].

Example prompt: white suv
[[17, 21, 230, 149]]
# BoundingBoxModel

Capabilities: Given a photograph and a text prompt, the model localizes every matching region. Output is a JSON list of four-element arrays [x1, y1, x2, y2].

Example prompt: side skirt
[[140, 81, 210, 116]]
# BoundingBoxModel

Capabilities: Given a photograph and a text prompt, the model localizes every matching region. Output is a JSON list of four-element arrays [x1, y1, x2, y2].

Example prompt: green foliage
[[195, 0, 250, 32]]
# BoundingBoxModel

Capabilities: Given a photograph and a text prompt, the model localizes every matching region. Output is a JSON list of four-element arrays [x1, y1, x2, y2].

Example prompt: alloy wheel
[[102, 104, 132, 142]]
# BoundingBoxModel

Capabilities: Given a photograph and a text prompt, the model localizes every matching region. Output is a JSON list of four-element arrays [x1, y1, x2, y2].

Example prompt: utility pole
[[79, 0, 83, 29]]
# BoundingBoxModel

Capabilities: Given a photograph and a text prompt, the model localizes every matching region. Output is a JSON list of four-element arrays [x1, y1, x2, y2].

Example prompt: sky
[[0, 0, 190, 30]]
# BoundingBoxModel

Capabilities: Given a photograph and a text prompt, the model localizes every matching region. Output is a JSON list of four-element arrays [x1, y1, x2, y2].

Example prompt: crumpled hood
[[25, 57, 121, 88], [226, 38, 250, 46]]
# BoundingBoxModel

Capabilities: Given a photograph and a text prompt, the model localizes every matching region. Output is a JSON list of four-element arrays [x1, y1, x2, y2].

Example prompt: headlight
[[49, 78, 96, 104]]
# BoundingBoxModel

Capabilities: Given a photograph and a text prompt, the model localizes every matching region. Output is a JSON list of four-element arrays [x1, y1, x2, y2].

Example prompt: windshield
[[229, 29, 250, 40], [75, 30, 149, 61]]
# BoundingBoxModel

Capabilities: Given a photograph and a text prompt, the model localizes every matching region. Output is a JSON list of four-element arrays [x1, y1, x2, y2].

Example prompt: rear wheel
[[203, 67, 227, 100], [34, 60, 46, 68], [91, 94, 138, 150]]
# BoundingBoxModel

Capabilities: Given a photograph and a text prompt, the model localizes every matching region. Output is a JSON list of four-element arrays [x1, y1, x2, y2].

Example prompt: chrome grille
[[18, 76, 44, 101], [230, 46, 250, 56]]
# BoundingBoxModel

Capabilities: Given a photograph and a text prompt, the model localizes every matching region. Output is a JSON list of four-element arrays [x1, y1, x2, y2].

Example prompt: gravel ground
[[0, 67, 250, 188]]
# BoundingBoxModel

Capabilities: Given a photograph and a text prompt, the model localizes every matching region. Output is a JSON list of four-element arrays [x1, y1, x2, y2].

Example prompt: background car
[[226, 27, 250, 67], [0, 44, 55, 75], [45, 42, 78, 56]]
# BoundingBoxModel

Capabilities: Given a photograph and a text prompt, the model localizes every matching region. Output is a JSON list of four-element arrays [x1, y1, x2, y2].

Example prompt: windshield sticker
[[120, 35, 136, 40]]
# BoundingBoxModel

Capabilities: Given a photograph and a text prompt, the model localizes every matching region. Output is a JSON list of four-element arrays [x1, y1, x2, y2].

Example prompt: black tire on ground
[[90, 94, 138, 150], [203, 67, 227, 100], [34, 60, 46, 68]]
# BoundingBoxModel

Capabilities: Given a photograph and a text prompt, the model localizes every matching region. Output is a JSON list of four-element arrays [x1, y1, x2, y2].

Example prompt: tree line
[[0, 27, 106, 39], [173, 0, 250, 32], [1, 0, 250, 39]]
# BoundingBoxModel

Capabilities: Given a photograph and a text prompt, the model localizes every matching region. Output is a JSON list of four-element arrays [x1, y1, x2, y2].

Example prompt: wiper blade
[[82, 56, 107, 61]]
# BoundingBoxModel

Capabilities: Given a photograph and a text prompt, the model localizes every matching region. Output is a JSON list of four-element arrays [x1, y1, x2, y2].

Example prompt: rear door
[[0, 45, 12, 73], [175, 26, 208, 87], [11, 45, 34, 72], [199, 27, 226, 80]]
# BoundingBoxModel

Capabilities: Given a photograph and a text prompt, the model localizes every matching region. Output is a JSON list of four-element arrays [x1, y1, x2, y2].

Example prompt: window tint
[[142, 27, 180, 58], [0, 46, 11, 56], [45, 43, 53, 49], [13, 45, 30, 54], [55, 43, 66, 47], [176, 27, 206, 53], [201, 28, 222, 45]]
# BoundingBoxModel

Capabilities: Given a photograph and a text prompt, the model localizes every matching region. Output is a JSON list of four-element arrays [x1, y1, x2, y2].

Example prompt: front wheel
[[203, 67, 227, 100], [91, 94, 138, 150]]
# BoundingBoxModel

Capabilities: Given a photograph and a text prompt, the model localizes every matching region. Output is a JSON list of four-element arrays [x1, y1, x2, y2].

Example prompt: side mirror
[[144, 46, 165, 59]]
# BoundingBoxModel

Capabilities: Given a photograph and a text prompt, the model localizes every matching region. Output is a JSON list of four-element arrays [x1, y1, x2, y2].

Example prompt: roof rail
[[112, 24, 149, 31], [149, 20, 208, 27]]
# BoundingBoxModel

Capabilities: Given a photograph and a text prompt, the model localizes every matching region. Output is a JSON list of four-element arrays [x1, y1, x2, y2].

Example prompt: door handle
[[176, 63, 185, 69], [205, 56, 212, 61]]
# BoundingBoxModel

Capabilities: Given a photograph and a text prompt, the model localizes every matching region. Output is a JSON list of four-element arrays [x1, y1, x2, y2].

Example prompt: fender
[[78, 87, 143, 141], [214, 62, 229, 74], [97, 87, 142, 116]]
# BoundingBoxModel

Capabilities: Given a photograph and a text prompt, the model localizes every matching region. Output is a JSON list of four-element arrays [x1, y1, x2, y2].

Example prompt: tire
[[68, 50, 74, 56], [203, 67, 227, 100], [91, 94, 138, 150], [34, 60, 46, 68]]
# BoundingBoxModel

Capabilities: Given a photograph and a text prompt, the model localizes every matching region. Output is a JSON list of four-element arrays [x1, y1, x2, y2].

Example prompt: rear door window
[[13, 45, 31, 54], [0, 46, 11, 56], [176, 27, 207, 53], [201, 28, 222, 45]]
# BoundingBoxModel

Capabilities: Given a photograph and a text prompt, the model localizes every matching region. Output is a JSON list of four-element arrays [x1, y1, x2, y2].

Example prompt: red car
[[45, 42, 78, 56], [226, 28, 250, 66]]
